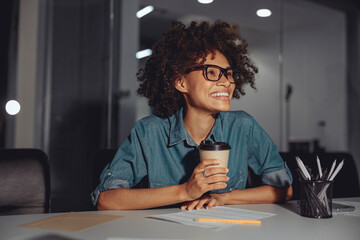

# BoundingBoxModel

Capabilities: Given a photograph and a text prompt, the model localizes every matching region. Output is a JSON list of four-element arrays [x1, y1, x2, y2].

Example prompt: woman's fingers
[[196, 159, 220, 174], [205, 198, 217, 209], [184, 159, 229, 201], [195, 197, 211, 210], [180, 201, 190, 210], [181, 196, 218, 210], [204, 175, 229, 186], [197, 159, 228, 178], [202, 167, 229, 178], [181, 196, 209, 210], [181, 199, 200, 210]]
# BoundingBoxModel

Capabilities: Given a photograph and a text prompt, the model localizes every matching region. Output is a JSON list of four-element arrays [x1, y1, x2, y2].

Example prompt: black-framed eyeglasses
[[186, 64, 240, 84]]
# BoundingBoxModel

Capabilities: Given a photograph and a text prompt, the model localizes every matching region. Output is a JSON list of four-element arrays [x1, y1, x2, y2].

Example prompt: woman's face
[[176, 50, 235, 115]]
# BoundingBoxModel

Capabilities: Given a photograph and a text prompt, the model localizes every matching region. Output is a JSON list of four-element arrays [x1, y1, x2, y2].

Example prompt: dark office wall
[[308, 0, 360, 183], [48, 0, 110, 212], [348, 12, 360, 184]]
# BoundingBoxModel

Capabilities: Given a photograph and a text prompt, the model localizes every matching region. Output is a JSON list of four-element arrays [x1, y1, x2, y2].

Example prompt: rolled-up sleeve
[[91, 124, 148, 206], [248, 117, 292, 188], [261, 164, 292, 188]]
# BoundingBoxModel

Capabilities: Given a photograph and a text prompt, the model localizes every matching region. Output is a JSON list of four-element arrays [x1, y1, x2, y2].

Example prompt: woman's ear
[[175, 77, 188, 93]]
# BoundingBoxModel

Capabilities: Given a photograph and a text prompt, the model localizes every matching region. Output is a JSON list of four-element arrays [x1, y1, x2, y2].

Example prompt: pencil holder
[[299, 180, 333, 218]]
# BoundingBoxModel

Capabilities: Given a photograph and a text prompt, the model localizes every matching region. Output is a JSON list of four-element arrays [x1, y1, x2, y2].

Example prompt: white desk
[[1, 198, 359, 240]]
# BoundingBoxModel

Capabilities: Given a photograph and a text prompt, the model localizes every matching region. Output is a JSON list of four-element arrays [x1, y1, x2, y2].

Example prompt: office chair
[[0, 149, 51, 215], [280, 152, 360, 200]]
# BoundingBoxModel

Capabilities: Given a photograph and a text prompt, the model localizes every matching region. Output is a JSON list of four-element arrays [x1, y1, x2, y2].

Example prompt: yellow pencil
[[195, 218, 261, 225]]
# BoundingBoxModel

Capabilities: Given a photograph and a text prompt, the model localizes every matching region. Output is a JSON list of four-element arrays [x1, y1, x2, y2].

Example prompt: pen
[[296, 168, 307, 180], [296, 156, 311, 180], [316, 155, 323, 178], [329, 159, 344, 181], [327, 159, 337, 180], [195, 218, 261, 225], [320, 168, 329, 181]]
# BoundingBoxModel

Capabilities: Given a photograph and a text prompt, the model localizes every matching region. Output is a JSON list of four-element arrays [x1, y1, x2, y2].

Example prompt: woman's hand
[[182, 159, 229, 202], [180, 193, 229, 210]]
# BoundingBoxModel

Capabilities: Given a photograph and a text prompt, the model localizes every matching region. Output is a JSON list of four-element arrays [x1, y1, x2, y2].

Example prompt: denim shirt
[[91, 108, 292, 205]]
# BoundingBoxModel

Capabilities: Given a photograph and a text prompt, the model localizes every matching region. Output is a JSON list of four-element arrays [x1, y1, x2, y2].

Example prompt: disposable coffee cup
[[199, 140, 231, 175], [299, 180, 333, 218]]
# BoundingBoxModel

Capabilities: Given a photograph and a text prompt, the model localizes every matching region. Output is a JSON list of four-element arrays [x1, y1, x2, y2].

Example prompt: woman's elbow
[[97, 191, 110, 210], [285, 185, 293, 201], [97, 189, 129, 210]]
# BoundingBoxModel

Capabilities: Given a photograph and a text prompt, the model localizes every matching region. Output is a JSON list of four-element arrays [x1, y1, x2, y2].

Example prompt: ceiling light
[[136, 49, 152, 59], [198, 0, 214, 4], [5, 100, 21, 115], [136, 5, 154, 18], [256, 9, 272, 17]]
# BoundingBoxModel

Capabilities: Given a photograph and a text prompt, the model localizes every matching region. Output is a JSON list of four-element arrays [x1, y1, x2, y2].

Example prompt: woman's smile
[[177, 50, 235, 115], [210, 91, 231, 99]]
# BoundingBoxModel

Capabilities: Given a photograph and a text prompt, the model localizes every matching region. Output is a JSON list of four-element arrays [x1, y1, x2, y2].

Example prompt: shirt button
[[229, 188, 233, 191], [108, 172, 111, 176]]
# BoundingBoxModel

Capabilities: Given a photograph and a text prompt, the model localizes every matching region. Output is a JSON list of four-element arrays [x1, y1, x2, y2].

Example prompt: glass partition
[[137, 0, 347, 152]]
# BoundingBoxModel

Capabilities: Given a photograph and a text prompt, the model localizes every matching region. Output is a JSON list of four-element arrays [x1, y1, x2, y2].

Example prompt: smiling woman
[[137, 20, 258, 118], [175, 50, 236, 121], [92, 20, 293, 211]]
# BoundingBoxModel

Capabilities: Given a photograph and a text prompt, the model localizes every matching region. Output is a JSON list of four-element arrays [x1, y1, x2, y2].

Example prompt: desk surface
[[1, 198, 359, 240]]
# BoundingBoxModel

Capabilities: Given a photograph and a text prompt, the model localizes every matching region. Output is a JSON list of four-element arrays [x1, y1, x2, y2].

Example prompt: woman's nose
[[217, 74, 231, 87]]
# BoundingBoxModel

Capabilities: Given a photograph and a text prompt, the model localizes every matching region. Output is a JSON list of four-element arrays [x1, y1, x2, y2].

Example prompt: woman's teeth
[[211, 92, 229, 97]]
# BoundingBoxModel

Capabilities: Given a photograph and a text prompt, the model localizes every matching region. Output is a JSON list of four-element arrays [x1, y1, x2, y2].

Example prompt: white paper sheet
[[148, 206, 276, 230]]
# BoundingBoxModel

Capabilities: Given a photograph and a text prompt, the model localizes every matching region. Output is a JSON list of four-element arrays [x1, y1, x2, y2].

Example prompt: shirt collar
[[168, 109, 225, 147], [168, 108, 188, 147], [206, 113, 224, 142]]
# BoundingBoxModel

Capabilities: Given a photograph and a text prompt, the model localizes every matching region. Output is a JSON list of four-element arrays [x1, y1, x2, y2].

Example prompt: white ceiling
[[139, 0, 280, 46], [139, 0, 345, 49]]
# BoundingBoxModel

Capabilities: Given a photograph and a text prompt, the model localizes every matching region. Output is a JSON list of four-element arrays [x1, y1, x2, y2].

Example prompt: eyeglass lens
[[205, 66, 239, 83]]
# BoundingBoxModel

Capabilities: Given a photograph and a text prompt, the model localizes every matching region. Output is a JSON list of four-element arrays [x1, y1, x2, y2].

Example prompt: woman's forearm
[[97, 159, 229, 210], [224, 185, 293, 205], [97, 184, 190, 210]]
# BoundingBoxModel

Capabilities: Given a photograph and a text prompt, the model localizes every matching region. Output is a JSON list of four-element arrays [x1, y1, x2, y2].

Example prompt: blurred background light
[[5, 100, 21, 115], [136, 5, 154, 18], [256, 9, 272, 17], [136, 49, 152, 59], [198, 0, 214, 4]]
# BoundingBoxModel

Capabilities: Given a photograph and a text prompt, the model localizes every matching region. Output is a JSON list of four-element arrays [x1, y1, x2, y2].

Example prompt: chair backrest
[[280, 152, 360, 200], [0, 149, 51, 215]]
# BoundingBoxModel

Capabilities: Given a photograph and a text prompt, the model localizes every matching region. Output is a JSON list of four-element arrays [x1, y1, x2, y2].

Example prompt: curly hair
[[137, 20, 258, 118]]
